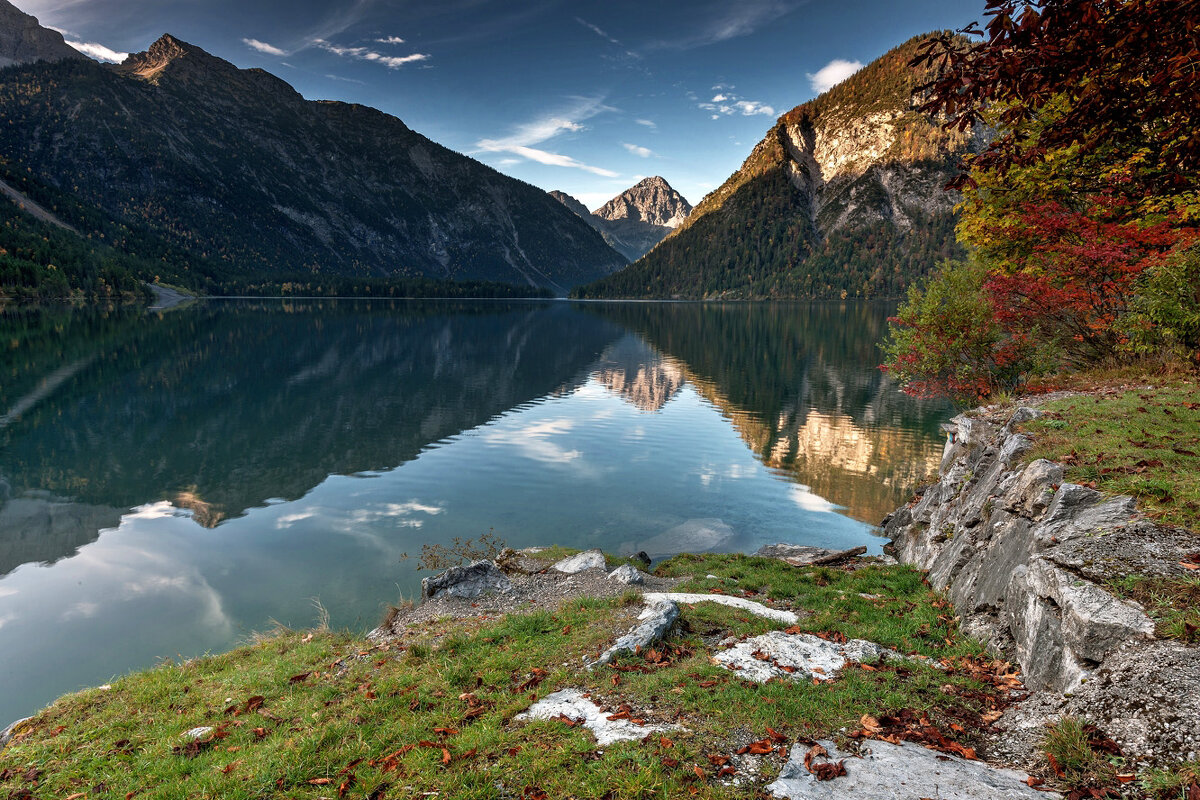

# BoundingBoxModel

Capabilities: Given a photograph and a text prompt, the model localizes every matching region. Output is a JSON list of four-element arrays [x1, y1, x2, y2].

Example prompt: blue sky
[[24, 0, 979, 210]]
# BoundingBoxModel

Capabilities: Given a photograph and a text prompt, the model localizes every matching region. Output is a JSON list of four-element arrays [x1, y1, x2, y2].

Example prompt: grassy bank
[[1, 553, 1016, 800], [1015, 375, 1200, 644]]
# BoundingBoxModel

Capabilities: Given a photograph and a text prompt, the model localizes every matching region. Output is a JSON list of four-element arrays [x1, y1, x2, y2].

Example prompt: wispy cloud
[[376, 35, 406, 44], [243, 38, 287, 57], [807, 58, 863, 93], [313, 38, 429, 69], [65, 39, 127, 63], [650, 0, 800, 50], [635, 118, 657, 130], [623, 143, 654, 158], [476, 98, 619, 178], [575, 16, 619, 45], [697, 87, 775, 119]]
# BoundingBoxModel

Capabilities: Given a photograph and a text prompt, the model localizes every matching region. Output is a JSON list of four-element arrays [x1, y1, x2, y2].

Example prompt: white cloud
[[313, 38, 429, 69], [65, 39, 127, 63], [651, 1, 797, 50], [324, 73, 366, 84], [635, 118, 657, 129], [243, 38, 287, 57], [622, 143, 654, 158], [482, 419, 583, 464], [376, 36, 406, 44], [698, 89, 775, 119], [807, 58, 863, 93], [476, 98, 619, 178]]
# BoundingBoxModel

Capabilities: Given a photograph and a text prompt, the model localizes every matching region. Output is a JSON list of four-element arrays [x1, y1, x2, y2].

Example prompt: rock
[[607, 564, 645, 585], [627, 551, 651, 569], [515, 689, 681, 745], [767, 738, 1057, 799], [420, 559, 513, 601], [642, 592, 799, 624], [714, 631, 902, 683], [551, 549, 607, 574], [754, 543, 869, 565], [181, 726, 214, 740], [592, 599, 680, 666], [0, 717, 32, 751]]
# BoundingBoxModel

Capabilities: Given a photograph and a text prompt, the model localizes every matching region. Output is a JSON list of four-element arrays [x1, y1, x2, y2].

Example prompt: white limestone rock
[[607, 564, 646, 585], [768, 739, 1058, 799], [515, 689, 680, 746], [552, 549, 607, 574], [714, 631, 900, 683]]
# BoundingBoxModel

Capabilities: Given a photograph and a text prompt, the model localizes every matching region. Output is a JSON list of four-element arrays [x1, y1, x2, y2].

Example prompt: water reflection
[[0, 299, 950, 723]]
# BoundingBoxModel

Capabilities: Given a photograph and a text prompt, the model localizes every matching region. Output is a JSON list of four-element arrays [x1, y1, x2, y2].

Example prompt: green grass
[[1108, 574, 1200, 643], [1021, 382, 1200, 533], [0, 556, 1007, 800]]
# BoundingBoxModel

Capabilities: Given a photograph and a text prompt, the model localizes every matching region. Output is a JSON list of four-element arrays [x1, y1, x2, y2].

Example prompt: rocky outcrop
[[550, 177, 692, 261], [0, 0, 85, 68], [884, 407, 1194, 694]]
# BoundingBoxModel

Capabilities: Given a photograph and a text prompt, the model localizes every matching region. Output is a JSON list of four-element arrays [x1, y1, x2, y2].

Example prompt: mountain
[[550, 177, 692, 261], [0, 0, 83, 67], [573, 35, 981, 300], [0, 29, 625, 295]]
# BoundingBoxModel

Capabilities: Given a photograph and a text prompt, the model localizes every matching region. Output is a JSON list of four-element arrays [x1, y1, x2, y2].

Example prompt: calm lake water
[[0, 299, 949, 723]]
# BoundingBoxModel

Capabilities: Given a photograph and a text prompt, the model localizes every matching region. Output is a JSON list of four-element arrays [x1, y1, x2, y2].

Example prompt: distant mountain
[[0, 26, 625, 295], [574, 35, 982, 300], [0, 0, 83, 67], [550, 177, 692, 261]]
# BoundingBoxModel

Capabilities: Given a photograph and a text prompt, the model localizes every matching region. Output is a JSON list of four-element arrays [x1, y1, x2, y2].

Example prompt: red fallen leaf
[[252, 727, 267, 739], [288, 672, 310, 683], [64, 794, 87, 800], [434, 727, 459, 736], [629, 718, 646, 725], [1115, 774, 1136, 784], [337, 758, 363, 775], [707, 754, 730, 766], [1185, 782, 1200, 800], [219, 760, 242, 775], [692, 765, 706, 779], [802, 745, 847, 781], [307, 778, 333, 785], [784, 626, 805, 635], [698, 680, 719, 687], [660, 737, 674, 748], [461, 747, 477, 758], [717, 766, 736, 777], [418, 740, 440, 748], [765, 726, 788, 743], [1047, 752, 1064, 777], [611, 676, 620, 687], [739, 739, 775, 755], [1181, 562, 1200, 571], [1026, 776, 1044, 787], [607, 711, 631, 721], [367, 783, 390, 800], [661, 757, 679, 768], [48, 725, 66, 737], [551, 714, 580, 727], [441, 748, 451, 765]]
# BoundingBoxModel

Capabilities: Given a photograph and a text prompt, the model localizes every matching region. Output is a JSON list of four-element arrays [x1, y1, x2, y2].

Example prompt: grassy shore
[[1, 553, 1015, 800]]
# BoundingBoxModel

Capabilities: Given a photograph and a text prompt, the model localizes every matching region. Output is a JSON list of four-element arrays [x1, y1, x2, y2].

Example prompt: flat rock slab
[[768, 739, 1058, 800], [643, 592, 799, 624], [552, 549, 607, 574], [754, 543, 868, 566], [421, 559, 513, 601], [714, 631, 900, 683], [0, 717, 33, 751], [515, 689, 679, 746]]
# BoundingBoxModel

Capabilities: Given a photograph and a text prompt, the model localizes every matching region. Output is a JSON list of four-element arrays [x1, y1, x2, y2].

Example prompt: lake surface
[[0, 299, 949, 723]]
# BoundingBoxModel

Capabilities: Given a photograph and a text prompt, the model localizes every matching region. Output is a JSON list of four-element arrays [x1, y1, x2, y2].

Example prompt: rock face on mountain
[[0, 0, 84, 68], [0, 31, 625, 293], [551, 177, 692, 261], [575, 35, 982, 300]]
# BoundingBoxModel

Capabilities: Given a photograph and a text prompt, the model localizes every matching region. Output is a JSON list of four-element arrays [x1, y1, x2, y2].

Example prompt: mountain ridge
[[574, 34, 979, 300], [0, 25, 626, 295], [0, 0, 83, 67]]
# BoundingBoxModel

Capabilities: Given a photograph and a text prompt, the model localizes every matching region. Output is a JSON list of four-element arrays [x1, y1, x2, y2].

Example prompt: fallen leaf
[[307, 778, 333, 785]]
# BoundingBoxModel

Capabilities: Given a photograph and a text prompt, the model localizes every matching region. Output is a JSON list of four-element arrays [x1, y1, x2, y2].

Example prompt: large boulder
[[551, 549, 606, 574], [420, 559, 513, 601]]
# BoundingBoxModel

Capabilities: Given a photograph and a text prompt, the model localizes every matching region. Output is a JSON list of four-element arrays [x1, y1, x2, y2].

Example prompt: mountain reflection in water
[[0, 299, 949, 724]]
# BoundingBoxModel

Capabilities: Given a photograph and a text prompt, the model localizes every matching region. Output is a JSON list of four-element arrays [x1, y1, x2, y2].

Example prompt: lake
[[0, 299, 949, 724]]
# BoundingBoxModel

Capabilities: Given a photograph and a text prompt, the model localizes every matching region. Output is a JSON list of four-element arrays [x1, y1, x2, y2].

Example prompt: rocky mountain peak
[[0, 0, 87, 67], [594, 176, 692, 229], [547, 190, 591, 220], [119, 34, 221, 81]]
